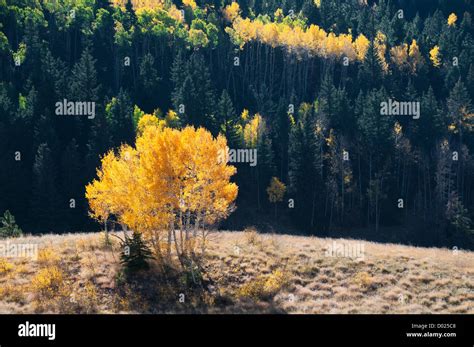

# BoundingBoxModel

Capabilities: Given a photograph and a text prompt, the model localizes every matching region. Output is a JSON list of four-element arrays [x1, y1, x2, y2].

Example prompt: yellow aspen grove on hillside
[[86, 119, 238, 263], [227, 14, 369, 61]]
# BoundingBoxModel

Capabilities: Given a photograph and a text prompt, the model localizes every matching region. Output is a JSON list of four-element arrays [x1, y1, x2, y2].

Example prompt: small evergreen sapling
[[120, 231, 153, 272], [0, 210, 23, 238]]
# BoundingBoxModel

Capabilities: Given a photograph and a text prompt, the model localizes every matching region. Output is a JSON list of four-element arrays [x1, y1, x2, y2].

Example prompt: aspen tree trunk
[[167, 219, 173, 260], [104, 217, 109, 245], [173, 228, 184, 267]]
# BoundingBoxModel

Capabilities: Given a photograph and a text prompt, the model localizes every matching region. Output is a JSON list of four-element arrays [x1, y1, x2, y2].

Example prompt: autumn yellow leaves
[[225, 3, 370, 62], [224, 2, 456, 71], [389, 39, 424, 74], [86, 118, 238, 263]]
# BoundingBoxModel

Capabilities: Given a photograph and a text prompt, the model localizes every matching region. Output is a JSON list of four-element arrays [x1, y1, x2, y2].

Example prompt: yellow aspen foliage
[[164, 109, 181, 128], [229, 16, 359, 61], [267, 177, 286, 219], [390, 43, 409, 69], [304, 24, 327, 54], [228, 14, 430, 71], [112, 0, 165, 10], [314, 0, 321, 8], [135, 126, 238, 226], [353, 34, 370, 61], [267, 177, 286, 204], [234, 17, 258, 42], [374, 31, 389, 73], [223, 2, 240, 23], [168, 5, 184, 22], [137, 113, 162, 135], [86, 145, 141, 231], [394, 122, 403, 136], [182, 0, 197, 10], [86, 126, 238, 260], [461, 107, 474, 132], [447, 13, 457, 27], [274, 8, 284, 21], [408, 39, 423, 73], [429, 45, 441, 67], [243, 113, 264, 148], [289, 114, 296, 127], [260, 22, 280, 48], [241, 109, 249, 122]]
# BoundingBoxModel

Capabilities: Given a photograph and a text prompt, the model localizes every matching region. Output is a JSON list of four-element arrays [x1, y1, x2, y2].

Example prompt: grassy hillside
[[0, 230, 472, 314]]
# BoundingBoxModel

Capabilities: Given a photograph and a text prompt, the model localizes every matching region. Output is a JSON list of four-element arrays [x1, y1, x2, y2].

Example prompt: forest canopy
[[0, 0, 473, 249]]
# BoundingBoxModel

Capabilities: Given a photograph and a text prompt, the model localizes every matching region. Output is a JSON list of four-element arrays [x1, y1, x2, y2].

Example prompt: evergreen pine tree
[[105, 89, 135, 147], [31, 143, 61, 232]]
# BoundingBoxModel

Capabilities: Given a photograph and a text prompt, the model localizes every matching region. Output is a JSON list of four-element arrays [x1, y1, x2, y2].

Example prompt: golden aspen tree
[[374, 31, 389, 73], [164, 109, 181, 128], [408, 39, 424, 73], [337, 33, 357, 60], [86, 145, 142, 235], [168, 5, 184, 22], [182, 0, 197, 10], [261, 22, 279, 48], [243, 113, 264, 148], [353, 34, 370, 61], [447, 13, 457, 26], [223, 2, 240, 23], [390, 43, 409, 70], [305, 24, 326, 55], [137, 113, 162, 135], [267, 177, 286, 217], [241, 109, 249, 122], [429, 45, 441, 67], [86, 119, 238, 265], [274, 8, 284, 22]]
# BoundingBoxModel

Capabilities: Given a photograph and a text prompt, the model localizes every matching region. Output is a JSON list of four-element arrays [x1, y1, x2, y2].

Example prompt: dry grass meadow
[[0, 230, 473, 314]]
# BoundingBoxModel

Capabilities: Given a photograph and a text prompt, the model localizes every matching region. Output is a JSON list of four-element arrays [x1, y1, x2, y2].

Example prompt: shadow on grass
[[114, 260, 287, 314]]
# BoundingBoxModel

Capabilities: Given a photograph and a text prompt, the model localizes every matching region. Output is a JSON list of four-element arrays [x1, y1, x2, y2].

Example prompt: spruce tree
[[217, 90, 240, 147], [31, 143, 61, 232], [105, 89, 135, 147]]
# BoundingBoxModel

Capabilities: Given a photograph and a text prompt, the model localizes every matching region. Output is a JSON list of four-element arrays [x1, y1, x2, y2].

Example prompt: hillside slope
[[0, 231, 472, 314]]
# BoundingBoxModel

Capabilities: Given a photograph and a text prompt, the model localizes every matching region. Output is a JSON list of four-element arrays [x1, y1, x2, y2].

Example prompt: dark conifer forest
[[1, 0, 474, 249]]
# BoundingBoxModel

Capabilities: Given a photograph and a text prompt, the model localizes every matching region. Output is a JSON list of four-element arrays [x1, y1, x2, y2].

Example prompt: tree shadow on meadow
[[114, 260, 288, 314]]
